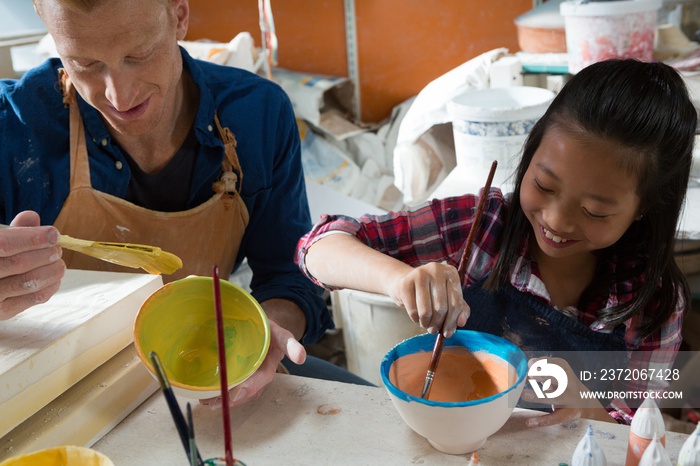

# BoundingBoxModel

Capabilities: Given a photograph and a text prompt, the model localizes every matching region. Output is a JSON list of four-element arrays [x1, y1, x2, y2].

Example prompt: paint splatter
[[291, 383, 311, 398], [595, 429, 616, 440], [316, 404, 341, 415]]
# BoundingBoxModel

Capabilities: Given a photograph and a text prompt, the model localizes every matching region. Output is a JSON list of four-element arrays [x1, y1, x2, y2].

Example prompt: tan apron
[[53, 69, 250, 282]]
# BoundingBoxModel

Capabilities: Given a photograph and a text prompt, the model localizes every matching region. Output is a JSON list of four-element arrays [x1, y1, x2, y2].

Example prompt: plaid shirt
[[296, 188, 684, 424]]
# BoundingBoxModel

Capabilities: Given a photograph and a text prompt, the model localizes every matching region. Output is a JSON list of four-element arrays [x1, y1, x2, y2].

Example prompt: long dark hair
[[485, 59, 697, 338]]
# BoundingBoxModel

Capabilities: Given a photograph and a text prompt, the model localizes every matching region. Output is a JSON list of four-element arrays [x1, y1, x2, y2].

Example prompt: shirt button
[[208, 125, 213, 132], [115, 161, 123, 170], [101, 138, 108, 146]]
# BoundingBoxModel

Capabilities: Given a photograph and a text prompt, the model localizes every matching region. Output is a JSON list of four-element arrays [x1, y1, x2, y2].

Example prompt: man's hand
[[0, 211, 65, 320], [200, 318, 305, 408]]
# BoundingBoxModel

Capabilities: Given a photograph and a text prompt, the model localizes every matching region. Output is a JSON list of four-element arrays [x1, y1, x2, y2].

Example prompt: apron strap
[[58, 68, 92, 190], [213, 114, 243, 194]]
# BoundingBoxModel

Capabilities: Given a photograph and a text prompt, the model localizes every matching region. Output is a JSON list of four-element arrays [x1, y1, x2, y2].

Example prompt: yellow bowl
[[133, 276, 271, 399], [0, 446, 113, 466]]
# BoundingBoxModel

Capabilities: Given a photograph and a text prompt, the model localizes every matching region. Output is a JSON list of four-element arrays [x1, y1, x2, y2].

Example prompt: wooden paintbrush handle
[[455, 160, 498, 280], [0, 225, 92, 253], [56, 234, 95, 251]]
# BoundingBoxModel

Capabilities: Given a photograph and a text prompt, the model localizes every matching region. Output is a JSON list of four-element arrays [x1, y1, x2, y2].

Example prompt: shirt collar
[[509, 232, 629, 325]]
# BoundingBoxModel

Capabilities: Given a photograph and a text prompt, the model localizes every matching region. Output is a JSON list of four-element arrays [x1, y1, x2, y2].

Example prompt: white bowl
[[380, 330, 528, 455]]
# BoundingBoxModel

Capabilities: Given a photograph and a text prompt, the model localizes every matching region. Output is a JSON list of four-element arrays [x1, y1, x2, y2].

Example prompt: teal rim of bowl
[[380, 330, 528, 407], [134, 276, 271, 392]]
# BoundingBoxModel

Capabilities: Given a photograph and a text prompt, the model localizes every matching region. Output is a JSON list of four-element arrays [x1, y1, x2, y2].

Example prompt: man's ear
[[173, 0, 189, 41]]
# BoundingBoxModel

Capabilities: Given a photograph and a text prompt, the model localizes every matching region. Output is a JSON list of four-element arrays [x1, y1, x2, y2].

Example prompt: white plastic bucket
[[560, 0, 662, 74], [330, 289, 424, 386], [446, 86, 554, 193]]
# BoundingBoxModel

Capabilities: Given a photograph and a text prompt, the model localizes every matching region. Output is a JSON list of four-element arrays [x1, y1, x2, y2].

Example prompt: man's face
[[37, 0, 188, 137]]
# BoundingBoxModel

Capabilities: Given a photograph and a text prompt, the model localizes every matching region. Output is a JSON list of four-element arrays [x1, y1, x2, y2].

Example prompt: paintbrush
[[212, 265, 235, 466], [187, 403, 198, 466], [0, 224, 182, 275], [57, 234, 182, 275], [149, 351, 204, 465], [420, 160, 498, 399]]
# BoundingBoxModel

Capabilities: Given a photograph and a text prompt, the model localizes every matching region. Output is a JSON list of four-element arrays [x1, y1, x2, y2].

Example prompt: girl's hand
[[521, 357, 614, 427], [200, 318, 305, 409], [0, 211, 65, 320], [387, 262, 470, 338]]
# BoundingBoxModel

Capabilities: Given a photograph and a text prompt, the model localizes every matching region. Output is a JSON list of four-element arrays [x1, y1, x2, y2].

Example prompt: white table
[[92, 374, 690, 466]]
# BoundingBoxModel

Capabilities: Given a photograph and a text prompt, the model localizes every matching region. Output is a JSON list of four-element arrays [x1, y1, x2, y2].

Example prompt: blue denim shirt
[[0, 48, 332, 344]]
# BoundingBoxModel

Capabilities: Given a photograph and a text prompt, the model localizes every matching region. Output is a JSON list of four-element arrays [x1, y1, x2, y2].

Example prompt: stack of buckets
[[442, 86, 555, 195], [560, 0, 662, 74]]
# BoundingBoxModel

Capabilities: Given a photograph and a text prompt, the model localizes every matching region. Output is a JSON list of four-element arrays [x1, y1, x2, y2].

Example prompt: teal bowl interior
[[380, 330, 528, 407]]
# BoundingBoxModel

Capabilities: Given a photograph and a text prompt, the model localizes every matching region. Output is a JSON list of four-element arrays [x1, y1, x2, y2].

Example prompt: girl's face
[[520, 125, 642, 263]]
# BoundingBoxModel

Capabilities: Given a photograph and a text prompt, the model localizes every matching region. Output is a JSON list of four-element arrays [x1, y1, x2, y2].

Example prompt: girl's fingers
[[397, 279, 420, 325], [414, 279, 433, 329], [426, 280, 448, 333], [393, 264, 467, 334]]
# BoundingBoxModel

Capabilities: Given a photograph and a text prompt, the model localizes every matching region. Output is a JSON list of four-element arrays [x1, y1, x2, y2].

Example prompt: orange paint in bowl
[[389, 347, 511, 402]]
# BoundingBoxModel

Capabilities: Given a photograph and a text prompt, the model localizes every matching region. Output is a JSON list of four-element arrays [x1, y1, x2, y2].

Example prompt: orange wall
[[187, 1, 531, 123]]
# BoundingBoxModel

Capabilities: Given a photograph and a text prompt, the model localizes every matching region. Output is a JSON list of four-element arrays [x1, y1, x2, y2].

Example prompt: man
[[0, 0, 341, 406]]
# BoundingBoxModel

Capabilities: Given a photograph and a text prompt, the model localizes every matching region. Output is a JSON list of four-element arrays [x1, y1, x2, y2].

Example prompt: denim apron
[[462, 276, 628, 407]]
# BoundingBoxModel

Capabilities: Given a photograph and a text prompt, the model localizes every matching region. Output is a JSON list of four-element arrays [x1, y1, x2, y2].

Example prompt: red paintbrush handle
[[213, 265, 234, 466], [428, 332, 445, 373], [421, 332, 445, 398], [455, 160, 497, 280]]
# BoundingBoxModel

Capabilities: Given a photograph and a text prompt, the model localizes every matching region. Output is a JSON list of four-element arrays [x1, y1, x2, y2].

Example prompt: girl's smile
[[539, 225, 578, 248]]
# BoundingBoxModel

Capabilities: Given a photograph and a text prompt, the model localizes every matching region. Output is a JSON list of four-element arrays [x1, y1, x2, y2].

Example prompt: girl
[[296, 59, 698, 426]]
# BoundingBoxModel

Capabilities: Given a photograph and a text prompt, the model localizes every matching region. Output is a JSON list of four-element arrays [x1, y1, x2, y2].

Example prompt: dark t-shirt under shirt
[[123, 128, 198, 212]]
